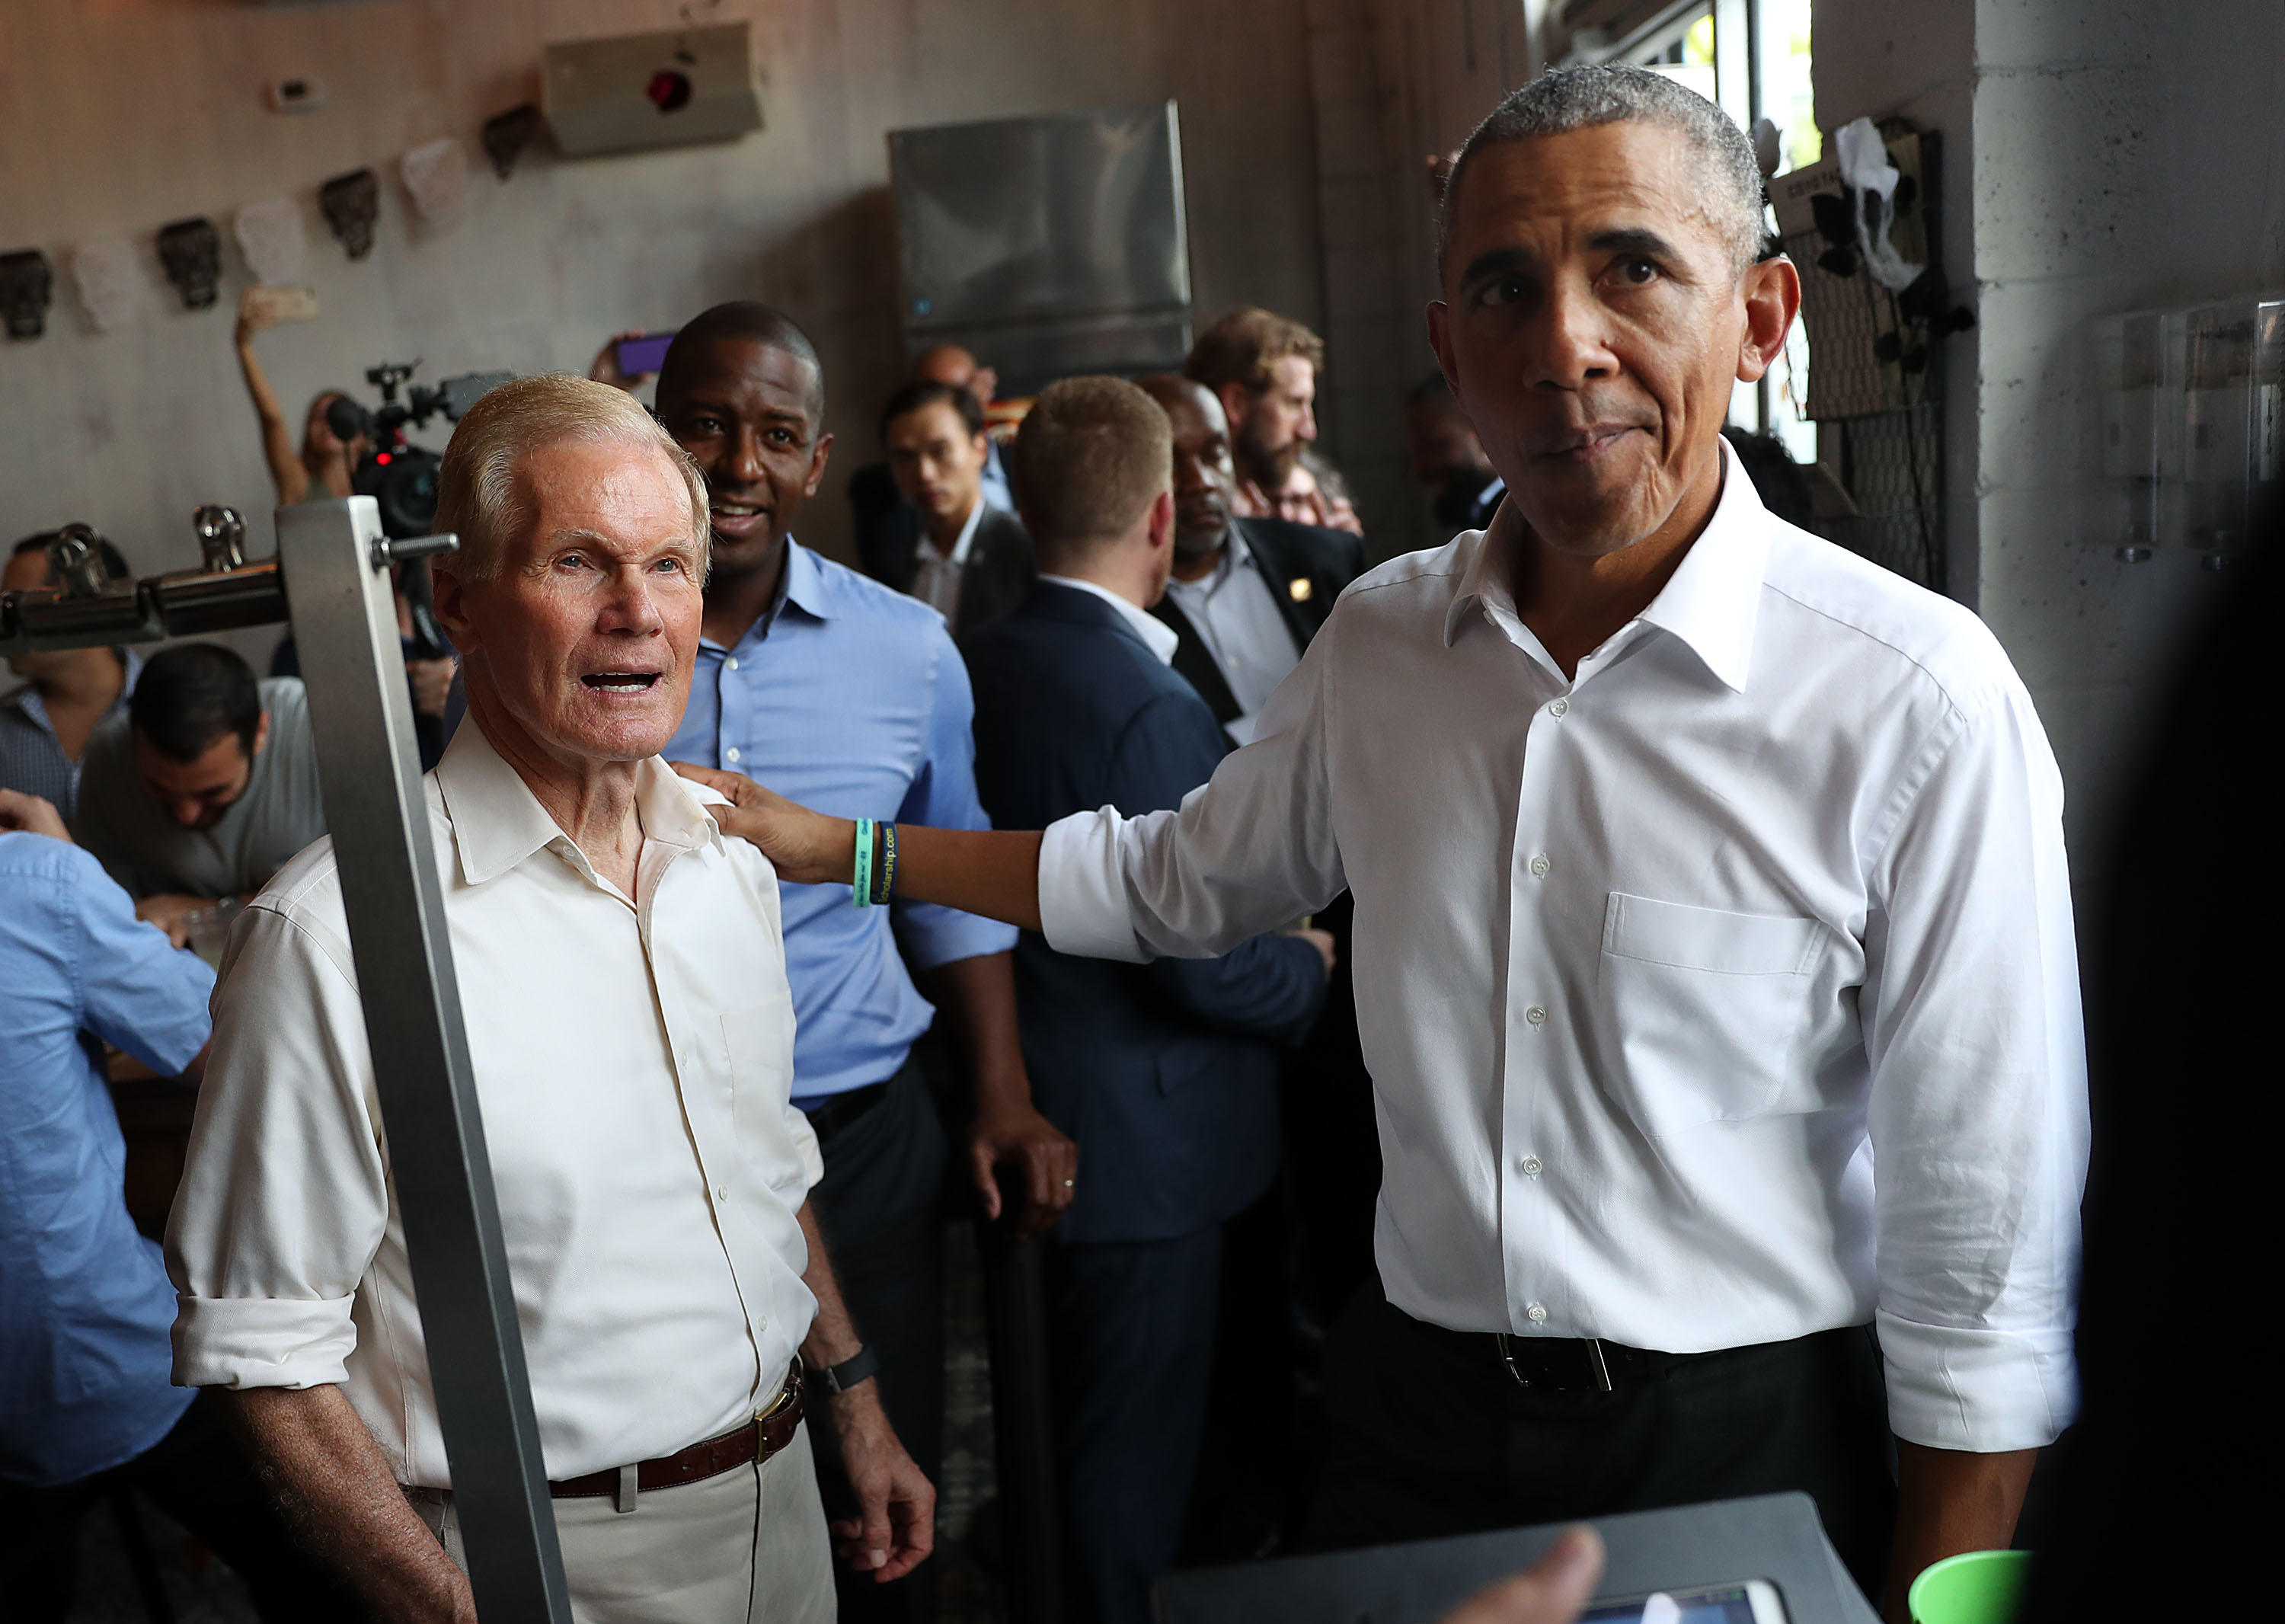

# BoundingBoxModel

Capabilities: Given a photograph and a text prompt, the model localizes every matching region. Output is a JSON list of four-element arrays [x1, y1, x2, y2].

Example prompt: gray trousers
[[408, 1421, 835, 1624]]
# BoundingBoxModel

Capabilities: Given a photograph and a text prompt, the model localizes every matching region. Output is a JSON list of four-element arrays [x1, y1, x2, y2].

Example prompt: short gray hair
[[434, 373, 710, 580], [1441, 63, 1766, 275]]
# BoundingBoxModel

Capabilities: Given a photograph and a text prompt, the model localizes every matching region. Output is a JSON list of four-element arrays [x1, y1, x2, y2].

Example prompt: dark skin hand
[[657, 332, 1078, 1236], [919, 953, 1078, 1238]]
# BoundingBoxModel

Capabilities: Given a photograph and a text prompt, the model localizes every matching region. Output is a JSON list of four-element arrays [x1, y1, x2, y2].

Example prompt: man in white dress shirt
[[166, 375, 932, 1623], [684, 64, 2087, 1618]]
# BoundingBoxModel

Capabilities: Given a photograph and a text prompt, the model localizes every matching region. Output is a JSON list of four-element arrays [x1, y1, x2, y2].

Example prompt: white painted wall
[[1812, 0, 2278, 903], [0, 0, 1325, 583]]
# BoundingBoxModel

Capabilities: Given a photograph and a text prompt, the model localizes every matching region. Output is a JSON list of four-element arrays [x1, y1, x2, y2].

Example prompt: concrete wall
[[0, 0, 1324, 581], [1812, 0, 2278, 906]]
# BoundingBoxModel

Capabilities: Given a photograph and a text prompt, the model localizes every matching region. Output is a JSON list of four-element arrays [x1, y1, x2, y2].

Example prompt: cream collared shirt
[[1040, 444, 2088, 1453], [167, 721, 822, 1486]]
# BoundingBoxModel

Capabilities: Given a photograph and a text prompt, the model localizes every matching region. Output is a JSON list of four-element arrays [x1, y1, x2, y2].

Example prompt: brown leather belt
[[550, 1359, 805, 1500]]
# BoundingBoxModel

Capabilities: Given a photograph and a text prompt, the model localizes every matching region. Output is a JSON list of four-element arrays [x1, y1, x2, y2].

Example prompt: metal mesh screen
[[1826, 400, 1945, 592]]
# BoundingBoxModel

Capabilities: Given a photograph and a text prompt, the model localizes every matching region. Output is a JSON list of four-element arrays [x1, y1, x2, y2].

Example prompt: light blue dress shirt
[[0, 831, 214, 1487], [666, 540, 1016, 1102]]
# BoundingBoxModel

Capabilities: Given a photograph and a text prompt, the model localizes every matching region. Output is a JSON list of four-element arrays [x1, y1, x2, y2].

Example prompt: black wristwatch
[[810, 1345, 880, 1397]]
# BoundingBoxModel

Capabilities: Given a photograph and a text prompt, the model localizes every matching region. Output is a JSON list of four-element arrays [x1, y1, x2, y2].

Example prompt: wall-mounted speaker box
[[542, 21, 763, 159]]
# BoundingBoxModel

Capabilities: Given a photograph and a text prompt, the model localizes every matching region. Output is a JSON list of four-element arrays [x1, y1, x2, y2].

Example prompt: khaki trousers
[[407, 1420, 834, 1624]]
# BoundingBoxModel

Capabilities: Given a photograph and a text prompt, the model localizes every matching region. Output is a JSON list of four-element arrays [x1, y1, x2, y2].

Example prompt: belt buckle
[[754, 1376, 797, 1426], [1494, 1331, 1615, 1393]]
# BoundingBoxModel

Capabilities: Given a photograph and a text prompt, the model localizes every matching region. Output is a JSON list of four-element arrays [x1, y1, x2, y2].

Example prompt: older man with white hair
[[165, 374, 932, 1624]]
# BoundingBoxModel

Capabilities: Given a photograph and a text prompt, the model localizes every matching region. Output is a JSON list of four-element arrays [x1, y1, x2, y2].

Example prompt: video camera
[[326, 361, 511, 658], [325, 362, 513, 542]]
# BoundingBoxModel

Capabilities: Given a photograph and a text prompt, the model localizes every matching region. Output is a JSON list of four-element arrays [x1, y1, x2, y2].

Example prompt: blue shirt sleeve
[[891, 624, 1021, 971], [66, 842, 215, 1076]]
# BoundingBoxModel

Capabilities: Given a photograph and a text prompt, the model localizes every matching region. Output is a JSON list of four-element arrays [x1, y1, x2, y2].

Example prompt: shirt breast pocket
[[1595, 892, 1823, 1138]]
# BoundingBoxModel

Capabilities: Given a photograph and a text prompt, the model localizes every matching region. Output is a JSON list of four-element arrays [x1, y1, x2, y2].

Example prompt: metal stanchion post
[[979, 1177, 1065, 1624]]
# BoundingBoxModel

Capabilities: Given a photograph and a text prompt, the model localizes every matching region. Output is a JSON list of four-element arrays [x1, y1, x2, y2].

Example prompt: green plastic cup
[[1908, 1549, 2034, 1624]]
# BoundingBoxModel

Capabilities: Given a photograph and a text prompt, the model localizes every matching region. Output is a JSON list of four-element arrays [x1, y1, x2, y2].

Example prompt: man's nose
[[1298, 402, 1318, 443], [725, 425, 765, 486], [597, 571, 667, 635], [1530, 276, 1620, 391]]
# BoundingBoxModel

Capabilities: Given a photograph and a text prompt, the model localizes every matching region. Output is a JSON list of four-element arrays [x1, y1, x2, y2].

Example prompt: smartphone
[[1580, 1580, 1788, 1624], [244, 284, 318, 324], [615, 331, 676, 376]]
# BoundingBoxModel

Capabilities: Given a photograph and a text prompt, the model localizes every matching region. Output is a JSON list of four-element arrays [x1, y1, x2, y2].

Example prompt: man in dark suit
[[849, 347, 1015, 596], [867, 380, 1034, 634], [963, 377, 1334, 1624], [1135, 376, 1364, 747]]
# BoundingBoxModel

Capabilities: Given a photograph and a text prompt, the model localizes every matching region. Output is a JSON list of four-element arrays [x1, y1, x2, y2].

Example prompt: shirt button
[[727, 657, 740, 671], [1526, 1302, 1548, 1323], [1525, 1005, 1547, 1027], [1520, 1155, 1543, 1177], [716, 1184, 728, 1200], [1529, 854, 1551, 878], [725, 747, 741, 763], [1548, 697, 1569, 717]]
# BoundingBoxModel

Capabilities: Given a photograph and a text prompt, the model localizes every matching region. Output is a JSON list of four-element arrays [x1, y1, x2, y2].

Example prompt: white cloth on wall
[[1037, 441, 2089, 1455], [69, 239, 144, 333], [233, 196, 307, 287], [401, 136, 471, 235]]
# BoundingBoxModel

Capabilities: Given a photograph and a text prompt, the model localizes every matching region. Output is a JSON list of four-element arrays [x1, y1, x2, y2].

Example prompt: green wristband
[[852, 817, 874, 908]]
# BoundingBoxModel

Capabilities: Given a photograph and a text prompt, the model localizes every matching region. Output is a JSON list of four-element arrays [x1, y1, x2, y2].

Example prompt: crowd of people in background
[[3, 58, 2139, 1624]]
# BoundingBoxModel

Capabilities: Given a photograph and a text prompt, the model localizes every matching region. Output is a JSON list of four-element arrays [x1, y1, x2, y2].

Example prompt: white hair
[[433, 372, 709, 580]]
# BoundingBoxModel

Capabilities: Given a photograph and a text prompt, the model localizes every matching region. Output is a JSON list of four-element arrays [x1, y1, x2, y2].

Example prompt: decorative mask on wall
[[482, 104, 543, 181], [401, 137, 471, 235], [321, 169, 381, 260], [70, 239, 145, 333], [156, 218, 222, 309], [0, 248, 55, 339], [235, 195, 308, 287]]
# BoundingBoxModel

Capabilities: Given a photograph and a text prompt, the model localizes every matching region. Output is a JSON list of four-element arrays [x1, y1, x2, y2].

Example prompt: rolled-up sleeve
[[1863, 677, 2088, 1453], [893, 627, 1021, 969], [166, 898, 391, 1391], [1039, 607, 1347, 964]]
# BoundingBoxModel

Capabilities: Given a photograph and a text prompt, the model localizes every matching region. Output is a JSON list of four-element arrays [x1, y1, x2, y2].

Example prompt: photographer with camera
[[265, 360, 510, 769]]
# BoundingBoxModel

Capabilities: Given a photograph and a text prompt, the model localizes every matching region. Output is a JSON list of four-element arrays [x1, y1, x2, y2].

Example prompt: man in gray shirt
[[72, 643, 325, 944]]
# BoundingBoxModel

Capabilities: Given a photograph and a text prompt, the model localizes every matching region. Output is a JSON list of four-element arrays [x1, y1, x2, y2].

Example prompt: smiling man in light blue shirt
[[651, 302, 1076, 1622]]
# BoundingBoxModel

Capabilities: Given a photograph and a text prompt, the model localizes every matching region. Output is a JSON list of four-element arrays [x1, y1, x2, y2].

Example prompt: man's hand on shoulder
[[0, 788, 71, 842], [673, 763, 855, 886], [822, 1381, 936, 1582]]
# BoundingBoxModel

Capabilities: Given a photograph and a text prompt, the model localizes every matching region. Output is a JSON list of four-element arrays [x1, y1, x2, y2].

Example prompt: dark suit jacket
[[1150, 516, 1367, 727], [964, 581, 1328, 1245], [850, 468, 1035, 635]]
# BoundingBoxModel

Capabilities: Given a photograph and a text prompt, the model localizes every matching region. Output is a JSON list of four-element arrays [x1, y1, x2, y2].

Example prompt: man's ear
[[971, 366, 999, 408], [430, 563, 480, 655], [1146, 488, 1175, 553], [803, 431, 836, 498], [1216, 381, 1252, 433], [1737, 257, 1801, 383], [1427, 298, 1462, 402], [251, 710, 271, 759]]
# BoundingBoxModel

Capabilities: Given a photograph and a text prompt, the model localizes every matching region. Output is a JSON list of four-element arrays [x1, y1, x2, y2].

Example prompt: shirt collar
[[701, 537, 825, 657], [919, 498, 987, 568], [433, 713, 722, 889], [1040, 574, 1181, 664], [1441, 438, 1768, 694]]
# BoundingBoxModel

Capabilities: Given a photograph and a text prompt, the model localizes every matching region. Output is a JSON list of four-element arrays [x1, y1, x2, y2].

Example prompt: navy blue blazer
[[963, 580, 1328, 1245]]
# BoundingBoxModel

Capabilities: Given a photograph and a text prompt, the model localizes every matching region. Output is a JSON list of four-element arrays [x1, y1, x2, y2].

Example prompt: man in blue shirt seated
[[960, 378, 1334, 1624], [651, 302, 1079, 1620], [0, 788, 356, 1621]]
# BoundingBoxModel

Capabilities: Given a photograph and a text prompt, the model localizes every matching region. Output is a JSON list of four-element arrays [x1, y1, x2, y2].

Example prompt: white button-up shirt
[[911, 496, 988, 624], [1162, 526, 1305, 745], [168, 721, 822, 1487], [1040, 447, 2088, 1453]]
